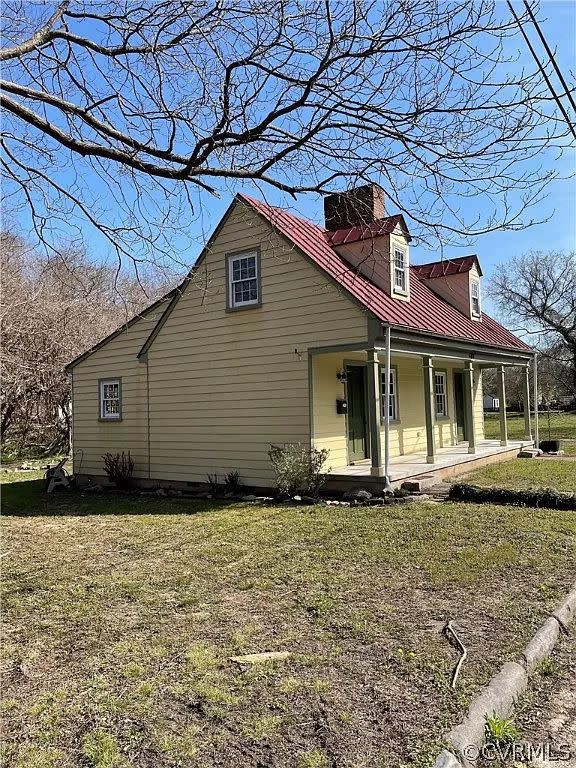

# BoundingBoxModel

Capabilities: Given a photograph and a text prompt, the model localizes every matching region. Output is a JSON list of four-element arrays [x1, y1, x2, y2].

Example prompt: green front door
[[346, 365, 369, 462], [453, 371, 467, 442]]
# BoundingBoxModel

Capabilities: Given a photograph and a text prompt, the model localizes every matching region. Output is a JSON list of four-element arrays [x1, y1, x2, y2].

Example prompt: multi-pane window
[[100, 379, 121, 420], [393, 248, 407, 293], [434, 372, 447, 418], [229, 252, 259, 308], [471, 280, 481, 316], [380, 368, 398, 421]]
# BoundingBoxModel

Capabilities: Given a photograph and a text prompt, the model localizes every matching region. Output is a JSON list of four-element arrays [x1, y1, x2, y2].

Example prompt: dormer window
[[471, 280, 481, 317], [393, 248, 408, 294]]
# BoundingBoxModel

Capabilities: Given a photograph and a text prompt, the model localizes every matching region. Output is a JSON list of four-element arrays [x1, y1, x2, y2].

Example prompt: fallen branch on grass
[[442, 619, 468, 689]]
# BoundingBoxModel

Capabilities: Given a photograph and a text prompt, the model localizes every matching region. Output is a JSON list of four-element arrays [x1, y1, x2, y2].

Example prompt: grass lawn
[[2, 472, 575, 768], [483, 411, 576, 441], [460, 458, 576, 493]]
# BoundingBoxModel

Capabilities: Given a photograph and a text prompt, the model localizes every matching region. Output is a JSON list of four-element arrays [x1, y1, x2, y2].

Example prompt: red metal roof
[[240, 194, 530, 352], [326, 215, 409, 246], [413, 255, 482, 279]]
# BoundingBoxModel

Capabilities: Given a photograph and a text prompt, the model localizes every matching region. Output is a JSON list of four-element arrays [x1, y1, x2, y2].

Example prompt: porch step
[[400, 475, 437, 493]]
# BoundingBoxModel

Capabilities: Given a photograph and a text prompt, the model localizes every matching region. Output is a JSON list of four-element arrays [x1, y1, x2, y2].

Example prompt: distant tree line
[[487, 250, 576, 408], [0, 232, 175, 458]]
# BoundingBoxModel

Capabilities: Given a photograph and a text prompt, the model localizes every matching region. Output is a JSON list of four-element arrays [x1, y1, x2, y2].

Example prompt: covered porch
[[309, 328, 537, 488], [326, 439, 527, 489]]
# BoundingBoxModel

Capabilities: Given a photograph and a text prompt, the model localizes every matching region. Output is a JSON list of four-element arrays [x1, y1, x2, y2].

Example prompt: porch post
[[464, 360, 477, 454], [422, 355, 436, 463], [366, 349, 384, 476], [522, 366, 532, 441], [497, 365, 508, 447]]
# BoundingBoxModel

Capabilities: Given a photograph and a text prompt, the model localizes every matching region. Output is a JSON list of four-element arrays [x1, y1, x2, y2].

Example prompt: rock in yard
[[241, 494, 257, 501], [230, 651, 291, 665], [518, 449, 543, 458], [155, 487, 167, 496], [343, 488, 372, 501]]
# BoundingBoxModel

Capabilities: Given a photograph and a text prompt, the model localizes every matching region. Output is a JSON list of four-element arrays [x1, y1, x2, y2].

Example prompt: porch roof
[[241, 195, 531, 353]]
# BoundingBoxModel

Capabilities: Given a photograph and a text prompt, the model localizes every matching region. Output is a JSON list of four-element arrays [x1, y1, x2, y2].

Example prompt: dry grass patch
[[1, 476, 575, 767]]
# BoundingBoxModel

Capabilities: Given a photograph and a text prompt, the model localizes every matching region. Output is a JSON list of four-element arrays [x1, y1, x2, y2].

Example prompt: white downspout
[[533, 352, 539, 449], [384, 325, 391, 484]]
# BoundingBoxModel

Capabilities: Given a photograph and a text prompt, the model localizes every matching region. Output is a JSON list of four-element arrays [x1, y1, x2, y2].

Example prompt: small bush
[[449, 483, 576, 511], [102, 451, 134, 489], [268, 443, 329, 497], [206, 473, 220, 495], [223, 471, 242, 494]]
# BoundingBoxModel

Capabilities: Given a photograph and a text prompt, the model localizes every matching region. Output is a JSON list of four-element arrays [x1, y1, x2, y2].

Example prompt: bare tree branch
[[490, 250, 576, 394], [0, 0, 571, 272]]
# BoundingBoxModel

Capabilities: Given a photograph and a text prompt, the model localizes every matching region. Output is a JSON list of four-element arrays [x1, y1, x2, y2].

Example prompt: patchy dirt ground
[[1, 477, 575, 767], [520, 637, 576, 768]]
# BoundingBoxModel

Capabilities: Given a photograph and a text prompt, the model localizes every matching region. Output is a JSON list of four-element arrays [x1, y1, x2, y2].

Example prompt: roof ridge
[[413, 254, 477, 268]]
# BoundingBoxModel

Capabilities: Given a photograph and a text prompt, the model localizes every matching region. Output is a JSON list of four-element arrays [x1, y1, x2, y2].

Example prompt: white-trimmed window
[[471, 280, 481, 316], [393, 248, 408, 293], [380, 368, 398, 421], [434, 371, 447, 418], [228, 251, 259, 308], [99, 379, 121, 420]]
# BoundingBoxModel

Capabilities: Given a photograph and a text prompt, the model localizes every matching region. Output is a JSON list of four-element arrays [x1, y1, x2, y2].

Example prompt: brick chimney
[[324, 184, 385, 231]]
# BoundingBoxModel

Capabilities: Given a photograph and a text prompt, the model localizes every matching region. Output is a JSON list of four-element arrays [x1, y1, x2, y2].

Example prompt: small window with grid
[[434, 372, 447, 417], [99, 379, 121, 420], [393, 248, 407, 293], [471, 280, 481, 316], [228, 252, 259, 308], [381, 368, 399, 421]]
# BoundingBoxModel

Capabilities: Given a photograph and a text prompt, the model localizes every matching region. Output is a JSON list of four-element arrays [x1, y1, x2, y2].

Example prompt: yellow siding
[[145, 202, 368, 486], [71, 305, 168, 477], [311, 353, 352, 470]]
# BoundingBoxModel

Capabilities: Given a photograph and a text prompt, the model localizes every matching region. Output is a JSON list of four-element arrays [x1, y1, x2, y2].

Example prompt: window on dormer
[[471, 280, 481, 316], [393, 248, 407, 293]]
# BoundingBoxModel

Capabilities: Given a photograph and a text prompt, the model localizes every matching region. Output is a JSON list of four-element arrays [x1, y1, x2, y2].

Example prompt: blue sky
[[8, 1, 576, 315], [172, 1, 576, 316]]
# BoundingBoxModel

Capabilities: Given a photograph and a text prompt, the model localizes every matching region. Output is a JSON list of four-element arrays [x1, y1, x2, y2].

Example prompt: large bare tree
[[0, 0, 569, 271], [0, 232, 172, 455], [490, 250, 576, 395]]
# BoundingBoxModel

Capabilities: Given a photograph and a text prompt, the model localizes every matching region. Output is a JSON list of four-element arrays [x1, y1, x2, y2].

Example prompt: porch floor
[[329, 439, 529, 484]]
